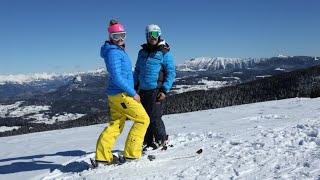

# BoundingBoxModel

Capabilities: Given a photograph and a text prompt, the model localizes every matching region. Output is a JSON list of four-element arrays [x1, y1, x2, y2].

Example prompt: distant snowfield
[[0, 98, 320, 179], [0, 101, 23, 117], [256, 75, 272, 78], [0, 126, 20, 132], [172, 79, 228, 94], [29, 113, 86, 124], [0, 102, 85, 125]]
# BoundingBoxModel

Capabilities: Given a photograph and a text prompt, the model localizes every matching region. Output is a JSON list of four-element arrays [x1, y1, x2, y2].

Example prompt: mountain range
[[176, 55, 319, 71], [1, 55, 320, 136], [1, 56, 319, 100]]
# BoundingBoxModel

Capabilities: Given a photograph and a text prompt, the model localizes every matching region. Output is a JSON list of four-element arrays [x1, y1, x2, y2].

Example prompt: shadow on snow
[[0, 150, 91, 174]]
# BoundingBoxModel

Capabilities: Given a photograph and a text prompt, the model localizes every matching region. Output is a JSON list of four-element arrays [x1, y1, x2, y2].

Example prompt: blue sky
[[0, 0, 319, 75]]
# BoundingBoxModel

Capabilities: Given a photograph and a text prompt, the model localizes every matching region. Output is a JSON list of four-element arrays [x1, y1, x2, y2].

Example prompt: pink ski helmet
[[108, 24, 125, 33], [108, 21, 125, 40]]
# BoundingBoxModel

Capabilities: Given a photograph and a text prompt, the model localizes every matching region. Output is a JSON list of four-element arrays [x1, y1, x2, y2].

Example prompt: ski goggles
[[146, 31, 160, 39], [110, 32, 126, 41]]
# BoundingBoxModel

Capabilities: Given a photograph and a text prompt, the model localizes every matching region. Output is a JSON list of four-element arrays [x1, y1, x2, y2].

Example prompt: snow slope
[[0, 98, 320, 179]]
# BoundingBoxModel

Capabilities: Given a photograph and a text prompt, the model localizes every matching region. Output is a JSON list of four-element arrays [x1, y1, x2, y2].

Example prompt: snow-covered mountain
[[1, 56, 319, 127], [0, 68, 106, 85], [176, 57, 266, 71], [1, 98, 319, 179], [172, 56, 320, 94], [0, 68, 106, 100], [1, 56, 319, 100], [0, 73, 59, 85], [176, 56, 320, 71]]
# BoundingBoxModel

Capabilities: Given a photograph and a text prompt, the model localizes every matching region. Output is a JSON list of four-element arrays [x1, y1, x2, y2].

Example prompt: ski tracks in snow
[[39, 117, 320, 180], [203, 118, 320, 179]]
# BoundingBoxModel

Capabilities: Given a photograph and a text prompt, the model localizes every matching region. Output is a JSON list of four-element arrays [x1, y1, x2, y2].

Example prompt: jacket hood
[[158, 39, 167, 46], [141, 39, 170, 53], [100, 41, 125, 58]]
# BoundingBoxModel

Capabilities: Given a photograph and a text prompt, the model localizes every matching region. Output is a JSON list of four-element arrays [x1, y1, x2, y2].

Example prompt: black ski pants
[[139, 89, 166, 144]]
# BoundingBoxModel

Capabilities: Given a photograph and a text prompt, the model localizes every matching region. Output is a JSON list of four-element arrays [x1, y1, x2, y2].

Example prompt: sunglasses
[[146, 31, 160, 39], [110, 32, 126, 41]]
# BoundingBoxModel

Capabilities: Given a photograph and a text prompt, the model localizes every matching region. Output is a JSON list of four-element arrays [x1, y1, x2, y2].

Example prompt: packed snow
[[0, 98, 320, 179]]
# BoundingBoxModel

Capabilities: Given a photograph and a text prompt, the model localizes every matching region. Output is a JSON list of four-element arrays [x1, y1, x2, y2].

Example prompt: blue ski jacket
[[100, 41, 136, 97], [134, 39, 176, 94]]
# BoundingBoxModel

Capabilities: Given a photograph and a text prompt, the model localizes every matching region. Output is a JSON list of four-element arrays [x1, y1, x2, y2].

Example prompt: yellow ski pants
[[95, 93, 150, 162]]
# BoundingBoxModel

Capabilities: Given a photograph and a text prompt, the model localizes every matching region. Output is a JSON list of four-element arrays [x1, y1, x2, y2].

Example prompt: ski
[[86, 148, 203, 170], [146, 148, 203, 161]]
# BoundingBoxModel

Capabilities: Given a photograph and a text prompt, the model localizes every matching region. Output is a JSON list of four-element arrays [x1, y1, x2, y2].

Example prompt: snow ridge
[[0, 68, 106, 85], [176, 57, 266, 71], [0, 73, 58, 85]]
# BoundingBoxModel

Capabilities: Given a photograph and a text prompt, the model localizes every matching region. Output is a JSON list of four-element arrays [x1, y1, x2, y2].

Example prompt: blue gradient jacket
[[134, 40, 176, 94], [100, 41, 136, 97]]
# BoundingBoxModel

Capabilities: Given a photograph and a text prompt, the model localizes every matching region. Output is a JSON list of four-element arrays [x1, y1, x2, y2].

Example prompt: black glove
[[159, 87, 167, 95]]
